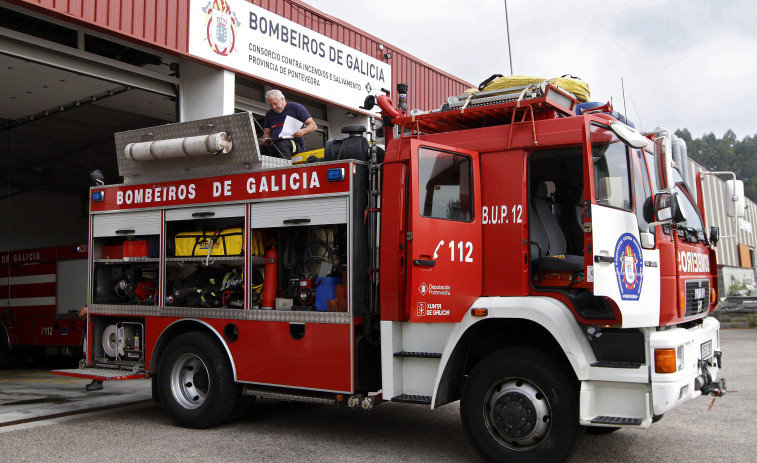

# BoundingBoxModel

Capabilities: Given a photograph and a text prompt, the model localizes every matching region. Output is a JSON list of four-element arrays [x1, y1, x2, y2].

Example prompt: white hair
[[265, 89, 285, 102]]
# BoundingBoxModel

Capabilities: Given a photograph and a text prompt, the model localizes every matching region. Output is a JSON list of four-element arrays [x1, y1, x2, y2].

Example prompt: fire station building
[[0, 0, 467, 248]]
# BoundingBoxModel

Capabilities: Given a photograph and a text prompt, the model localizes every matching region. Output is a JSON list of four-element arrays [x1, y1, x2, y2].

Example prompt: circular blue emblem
[[613, 233, 644, 300]]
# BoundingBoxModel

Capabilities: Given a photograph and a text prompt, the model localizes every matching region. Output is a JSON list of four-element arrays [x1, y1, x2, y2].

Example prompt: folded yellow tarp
[[467, 75, 590, 102], [174, 228, 256, 257]]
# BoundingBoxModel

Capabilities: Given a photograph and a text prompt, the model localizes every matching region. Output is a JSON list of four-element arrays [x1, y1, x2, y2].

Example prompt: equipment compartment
[[92, 262, 158, 305], [90, 316, 145, 367], [164, 205, 246, 309], [257, 223, 348, 312]]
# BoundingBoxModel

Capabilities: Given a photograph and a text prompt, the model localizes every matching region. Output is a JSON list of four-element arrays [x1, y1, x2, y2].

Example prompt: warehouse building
[[689, 161, 757, 298]]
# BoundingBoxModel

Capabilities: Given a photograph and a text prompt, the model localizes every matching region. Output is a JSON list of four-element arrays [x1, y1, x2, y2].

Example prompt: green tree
[[680, 129, 757, 201]]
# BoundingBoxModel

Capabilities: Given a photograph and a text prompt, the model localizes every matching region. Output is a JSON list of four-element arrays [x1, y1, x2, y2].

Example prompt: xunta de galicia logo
[[613, 233, 643, 300], [202, 0, 240, 57]]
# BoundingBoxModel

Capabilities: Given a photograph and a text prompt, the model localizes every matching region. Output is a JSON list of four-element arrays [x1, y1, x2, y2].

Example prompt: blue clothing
[[264, 101, 311, 152]]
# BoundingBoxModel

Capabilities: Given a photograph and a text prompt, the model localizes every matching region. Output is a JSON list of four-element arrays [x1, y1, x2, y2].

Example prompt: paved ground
[[0, 369, 151, 426], [0, 329, 753, 462]]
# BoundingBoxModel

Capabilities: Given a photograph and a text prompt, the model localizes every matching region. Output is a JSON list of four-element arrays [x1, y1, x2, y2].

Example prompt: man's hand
[[294, 117, 317, 139]]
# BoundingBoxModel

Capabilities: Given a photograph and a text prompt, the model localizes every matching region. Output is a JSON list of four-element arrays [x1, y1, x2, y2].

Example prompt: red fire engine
[[55, 80, 729, 462], [1, 245, 88, 366]]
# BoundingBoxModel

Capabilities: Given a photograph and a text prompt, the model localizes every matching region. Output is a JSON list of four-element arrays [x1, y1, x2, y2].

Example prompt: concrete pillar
[[179, 61, 235, 121]]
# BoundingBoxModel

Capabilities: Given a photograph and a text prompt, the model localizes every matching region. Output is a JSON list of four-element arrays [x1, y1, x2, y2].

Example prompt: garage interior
[[0, 5, 182, 250], [0, 4, 342, 252]]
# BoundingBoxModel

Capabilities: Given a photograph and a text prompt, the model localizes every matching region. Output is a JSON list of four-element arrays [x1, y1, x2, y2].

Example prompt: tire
[[586, 426, 621, 435], [158, 331, 240, 428], [460, 347, 584, 463]]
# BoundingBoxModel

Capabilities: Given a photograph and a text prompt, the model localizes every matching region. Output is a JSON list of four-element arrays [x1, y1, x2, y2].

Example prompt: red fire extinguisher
[[262, 243, 278, 310]]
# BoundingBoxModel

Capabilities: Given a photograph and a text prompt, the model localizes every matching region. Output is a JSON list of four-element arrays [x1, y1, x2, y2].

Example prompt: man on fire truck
[[260, 89, 317, 159]]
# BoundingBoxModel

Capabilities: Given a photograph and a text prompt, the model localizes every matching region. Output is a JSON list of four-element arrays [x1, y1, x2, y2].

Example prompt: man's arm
[[261, 127, 272, 146], [293, 117, 316, 138]]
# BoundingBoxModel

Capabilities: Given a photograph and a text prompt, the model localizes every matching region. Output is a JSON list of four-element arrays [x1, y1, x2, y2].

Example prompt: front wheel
[[460, 347, 583, 463], [158, 331, 240, 428]]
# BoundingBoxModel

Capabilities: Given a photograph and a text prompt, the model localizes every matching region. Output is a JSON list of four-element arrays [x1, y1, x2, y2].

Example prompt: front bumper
[[649, 316, 722, 416]]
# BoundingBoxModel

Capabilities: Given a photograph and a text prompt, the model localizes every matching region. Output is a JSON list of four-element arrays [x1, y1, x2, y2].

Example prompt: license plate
[[701, 340, 713, 360]]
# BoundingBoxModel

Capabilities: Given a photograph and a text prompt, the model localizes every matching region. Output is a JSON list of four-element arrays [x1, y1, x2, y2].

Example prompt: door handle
[[413, 259, 436, 267], [283, 218, 311, 225], [594, 255, 614, 264], [192, 211, 215, 218]]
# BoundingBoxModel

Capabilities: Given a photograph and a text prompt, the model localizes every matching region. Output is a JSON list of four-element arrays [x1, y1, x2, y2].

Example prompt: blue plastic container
[[315, 277, 342, 311]]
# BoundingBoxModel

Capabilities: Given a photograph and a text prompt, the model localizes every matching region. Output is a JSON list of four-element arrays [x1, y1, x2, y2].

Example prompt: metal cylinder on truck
[[262, 244, 278, 310]]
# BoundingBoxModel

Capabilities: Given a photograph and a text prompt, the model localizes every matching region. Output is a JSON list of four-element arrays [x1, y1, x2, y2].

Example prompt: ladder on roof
[[444, 82, 550, 110], [393, 83, 578, 143]]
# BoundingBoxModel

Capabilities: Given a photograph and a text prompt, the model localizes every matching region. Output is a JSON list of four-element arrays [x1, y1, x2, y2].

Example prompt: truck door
[[405, 139, 482, 322], [587, 123, 660, 328]]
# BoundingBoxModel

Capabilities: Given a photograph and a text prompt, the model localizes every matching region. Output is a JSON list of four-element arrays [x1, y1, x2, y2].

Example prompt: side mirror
[[725, 179, 746, 218], [654, 192, 687, 223], [609, 121, 649, 149], [654, 192, 673, 222], [710, 226, 719, 246], [653, 135, 674, 193]]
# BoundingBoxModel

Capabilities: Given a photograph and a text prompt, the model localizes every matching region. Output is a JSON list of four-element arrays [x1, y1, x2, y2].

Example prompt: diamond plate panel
[[114, 113, 291, 184], [52, 367, 144, 380], [88, 304, 351, 324]]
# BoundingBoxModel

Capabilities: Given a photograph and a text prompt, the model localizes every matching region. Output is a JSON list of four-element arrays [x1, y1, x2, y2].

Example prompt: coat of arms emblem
[[202, 0, 239, 57]]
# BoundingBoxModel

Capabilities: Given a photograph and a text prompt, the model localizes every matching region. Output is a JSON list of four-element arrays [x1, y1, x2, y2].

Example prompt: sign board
[[189, 0, 392, 112], [739, 217, 752, 234]]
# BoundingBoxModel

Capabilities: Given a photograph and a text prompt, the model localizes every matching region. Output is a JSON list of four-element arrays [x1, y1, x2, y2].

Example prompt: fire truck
[[1, 245, 88, 367], [54, 80, 730, 462]]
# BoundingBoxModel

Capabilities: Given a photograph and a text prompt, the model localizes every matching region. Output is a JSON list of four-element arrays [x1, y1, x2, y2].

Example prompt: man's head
[[266, 89, 286, 114]]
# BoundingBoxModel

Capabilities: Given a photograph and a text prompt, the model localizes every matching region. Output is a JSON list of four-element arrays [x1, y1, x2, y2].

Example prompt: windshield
[[673, 169, 706, 242]]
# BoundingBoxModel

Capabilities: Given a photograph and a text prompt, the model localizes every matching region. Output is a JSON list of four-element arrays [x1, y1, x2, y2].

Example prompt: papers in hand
[[279, 115, 302, 138]]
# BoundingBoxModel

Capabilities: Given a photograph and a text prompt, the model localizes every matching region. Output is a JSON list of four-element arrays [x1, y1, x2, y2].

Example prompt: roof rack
[[393, 83, 579, 138]]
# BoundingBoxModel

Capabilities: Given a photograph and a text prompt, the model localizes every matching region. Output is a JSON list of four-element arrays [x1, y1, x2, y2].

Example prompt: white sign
[[739, 217, 752, 234], [189, 0, 392, 112]]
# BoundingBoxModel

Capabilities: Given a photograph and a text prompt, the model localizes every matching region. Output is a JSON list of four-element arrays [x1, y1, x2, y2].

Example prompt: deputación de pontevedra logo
[[202, 0, 241, 57]]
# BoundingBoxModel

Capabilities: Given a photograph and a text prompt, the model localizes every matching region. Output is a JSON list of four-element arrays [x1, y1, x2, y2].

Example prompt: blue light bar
[[327, 167, 345, 182], [92, 191, 104, 202]]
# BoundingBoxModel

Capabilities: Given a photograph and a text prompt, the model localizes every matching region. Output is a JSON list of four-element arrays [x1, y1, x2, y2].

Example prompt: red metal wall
[[12, 0, 471, 111]]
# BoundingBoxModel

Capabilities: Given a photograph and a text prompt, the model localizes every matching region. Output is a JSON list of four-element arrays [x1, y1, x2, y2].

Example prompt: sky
[[303, 0, 756, 140]]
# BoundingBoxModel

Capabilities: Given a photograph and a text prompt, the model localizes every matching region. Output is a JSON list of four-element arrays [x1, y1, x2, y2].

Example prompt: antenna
[[504, 0, 514, 75], [621, 77, 628, 123]]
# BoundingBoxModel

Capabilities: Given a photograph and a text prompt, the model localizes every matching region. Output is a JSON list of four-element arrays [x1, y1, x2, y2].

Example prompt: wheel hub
[[492, 391, 537, 438], [486, 379, 551, 448], [169, 353, 210, 410]]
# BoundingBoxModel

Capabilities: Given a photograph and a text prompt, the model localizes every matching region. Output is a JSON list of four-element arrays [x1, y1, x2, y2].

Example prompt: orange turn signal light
[[471, 308, 489, 317], [654, 348, 677, 373]]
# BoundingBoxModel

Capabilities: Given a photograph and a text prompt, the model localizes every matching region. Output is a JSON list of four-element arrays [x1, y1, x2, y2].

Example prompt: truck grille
[[685, 279, 710, 317]]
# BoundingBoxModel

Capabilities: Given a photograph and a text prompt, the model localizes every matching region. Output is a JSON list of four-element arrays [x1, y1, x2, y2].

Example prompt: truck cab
[[378, 83, 725, 462]]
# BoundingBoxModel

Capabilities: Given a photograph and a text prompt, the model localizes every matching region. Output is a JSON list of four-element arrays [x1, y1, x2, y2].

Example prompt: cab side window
[[591, 124, 633, 211], [417, 147, 473, 222]]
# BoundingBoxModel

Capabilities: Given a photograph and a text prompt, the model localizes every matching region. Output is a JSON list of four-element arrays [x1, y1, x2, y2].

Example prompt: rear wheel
[[158, 331, 240, 428], [461, 347, 583, 463]]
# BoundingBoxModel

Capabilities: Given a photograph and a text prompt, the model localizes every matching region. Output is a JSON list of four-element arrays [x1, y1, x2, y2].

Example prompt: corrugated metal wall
[[689, 159, 757, 268], [14, 0, 471, 111], [11, 0, 189, 52]]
